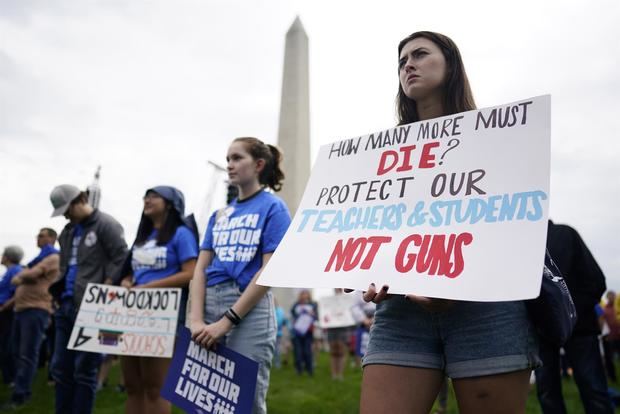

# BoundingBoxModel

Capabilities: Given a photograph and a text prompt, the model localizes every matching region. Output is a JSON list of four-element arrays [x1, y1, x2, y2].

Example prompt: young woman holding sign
[[189, 137, 291, 414], [360, 32, 540, 414], [119, 186, 198, 414]]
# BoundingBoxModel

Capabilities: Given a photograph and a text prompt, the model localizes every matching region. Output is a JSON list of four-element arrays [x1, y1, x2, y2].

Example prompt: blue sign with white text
[[161, 327, 259, 414]]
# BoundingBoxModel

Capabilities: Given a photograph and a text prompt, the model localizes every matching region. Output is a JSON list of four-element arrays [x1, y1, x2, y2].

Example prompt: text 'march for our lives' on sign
[[161, 327, 259, 414], [258, 96, 551, 301], [68, 283, 181, 357]]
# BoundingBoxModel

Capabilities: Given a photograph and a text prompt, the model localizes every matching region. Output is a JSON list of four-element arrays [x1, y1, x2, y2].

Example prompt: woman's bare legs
[[329, 340, 347, 380], [362, 366, 531, 414], [121, 356, 172, 414], [121, 356, 146, 413], [361, 365, 444, 414], [453, 369, 531, 414], [140, 357, 172, 414]]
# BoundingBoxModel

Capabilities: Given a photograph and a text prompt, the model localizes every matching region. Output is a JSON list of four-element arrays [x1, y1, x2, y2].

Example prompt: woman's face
[[227, 141, 262, 187], [298, 291, 310, 303], [399, 37, 447, 102], [143, 191, 167, 219]]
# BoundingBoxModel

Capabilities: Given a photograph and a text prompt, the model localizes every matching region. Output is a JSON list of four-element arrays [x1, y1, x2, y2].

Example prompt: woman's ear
[[255, 158, 266, 174]]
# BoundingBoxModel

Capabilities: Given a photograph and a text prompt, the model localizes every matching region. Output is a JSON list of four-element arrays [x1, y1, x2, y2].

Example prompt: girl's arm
[[193, 252, 273, 348], [188, 250, 213, 338], [228, 252, 273, 318]]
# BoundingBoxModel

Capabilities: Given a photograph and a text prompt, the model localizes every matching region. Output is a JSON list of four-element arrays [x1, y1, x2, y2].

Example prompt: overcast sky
[[1, 0, 618, 290]]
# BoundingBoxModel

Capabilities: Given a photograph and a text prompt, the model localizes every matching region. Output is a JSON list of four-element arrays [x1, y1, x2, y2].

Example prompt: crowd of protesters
[[0, 30, 618, 414], [0, 156, 618, 414], [0, 136, 375, 414]]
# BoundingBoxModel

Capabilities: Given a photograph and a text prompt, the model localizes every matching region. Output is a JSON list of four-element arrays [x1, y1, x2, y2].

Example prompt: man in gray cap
[[48, 184, 128, 414], [0, 245, 24, 387]]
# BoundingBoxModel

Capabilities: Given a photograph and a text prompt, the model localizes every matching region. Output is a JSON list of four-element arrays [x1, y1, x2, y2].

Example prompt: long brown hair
[[396, 31, 476, 125], [234, 137, 285, 192]]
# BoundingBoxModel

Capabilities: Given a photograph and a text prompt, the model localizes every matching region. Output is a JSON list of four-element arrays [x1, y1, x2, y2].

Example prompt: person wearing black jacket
[[535, 220, 613, 413], [48, 184, 127, 414]]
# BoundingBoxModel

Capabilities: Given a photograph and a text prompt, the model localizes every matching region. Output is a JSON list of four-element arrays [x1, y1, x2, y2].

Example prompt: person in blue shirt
[[189, 137, 291, 414], [119, 186, 198, 414], [5, 229, 59, 410], [0, 245, 24, 386], [291, 289, 318, 376], [273, 299, 289, 369]]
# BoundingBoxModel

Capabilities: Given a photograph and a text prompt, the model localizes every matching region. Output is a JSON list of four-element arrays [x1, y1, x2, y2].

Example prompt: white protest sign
[[68, 283, 181, 357], [259, 96, 550, 301], [318, 294, 357, 329], [293, 313, 314, 336]]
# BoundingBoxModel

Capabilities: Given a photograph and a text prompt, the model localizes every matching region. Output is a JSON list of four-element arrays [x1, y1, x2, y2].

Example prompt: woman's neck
[[238, 181, 263, 201], [416, 96, 444, 121], [152, 214, 166, 230]]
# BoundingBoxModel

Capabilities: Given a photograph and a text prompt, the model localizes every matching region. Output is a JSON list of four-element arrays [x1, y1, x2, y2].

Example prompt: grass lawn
[[0, 352, 593, 413]]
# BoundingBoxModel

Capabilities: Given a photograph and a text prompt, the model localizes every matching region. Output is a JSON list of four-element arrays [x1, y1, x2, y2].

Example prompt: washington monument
[[277, 17, 310, 217], [273, 17, 311, 310]]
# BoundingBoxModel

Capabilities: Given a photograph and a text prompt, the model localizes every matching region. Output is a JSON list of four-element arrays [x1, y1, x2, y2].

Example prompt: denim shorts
[[327, 327, 351, 342], [205, 280, 276, 414], [363, 296, 541, 379]]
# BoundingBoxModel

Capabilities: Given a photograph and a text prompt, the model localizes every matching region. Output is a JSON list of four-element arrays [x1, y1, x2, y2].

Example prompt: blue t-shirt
[[0, 264, 23, 305], [595, 303, 604, 318], [201, 190, 291, 291], [28, 244, 60, 268], [132, 225, 198, 286], [62, 224, 83, 299]]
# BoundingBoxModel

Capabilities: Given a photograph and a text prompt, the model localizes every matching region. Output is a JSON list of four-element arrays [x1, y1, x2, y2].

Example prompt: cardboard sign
[[318, 294, 357, 328], [259, 96, 551, 301], [161, 327, 259, 414], [68, 283, 181, 357]]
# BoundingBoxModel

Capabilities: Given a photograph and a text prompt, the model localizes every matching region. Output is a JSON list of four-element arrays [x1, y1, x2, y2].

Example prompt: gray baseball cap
[[50, 184, 82, 217], [2, 245, 24, 263]]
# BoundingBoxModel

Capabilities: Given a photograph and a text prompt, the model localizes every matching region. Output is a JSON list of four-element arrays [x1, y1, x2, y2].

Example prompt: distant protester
[[0, 245, 25, 386], [350, 291, 375, 368], [326, 289, 351, 380], [535, 220, 614, 413], [119, 186, 198, 414], [5, 229, 60, 409], [602, 291, 620, 382], [291, 289, 318, 377], [273, 298, 290, 369], [48, 184, 127, 414], [189, 137, 290, 414]]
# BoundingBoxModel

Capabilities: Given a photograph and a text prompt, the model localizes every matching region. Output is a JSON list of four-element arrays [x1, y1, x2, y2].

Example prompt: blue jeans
[[292, 332, 314, 375], [0, 309, 16, 384], [51, 299, 102, 414], [12, 308, 49, 402], [205, 280, 276, 414], [535, 335, 614, 414]]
